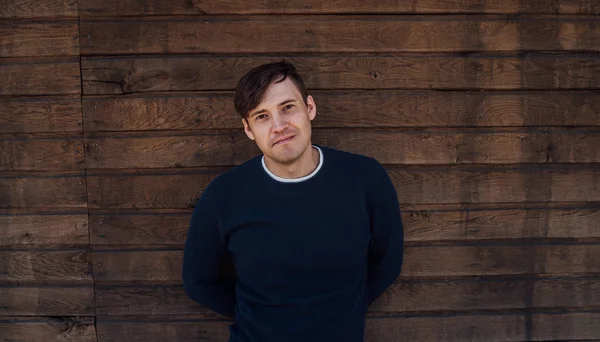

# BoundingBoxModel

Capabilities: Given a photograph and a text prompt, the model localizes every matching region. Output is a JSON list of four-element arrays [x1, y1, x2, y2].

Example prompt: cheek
[[296, 116, 312, 133], [252, 128, 271, 146]]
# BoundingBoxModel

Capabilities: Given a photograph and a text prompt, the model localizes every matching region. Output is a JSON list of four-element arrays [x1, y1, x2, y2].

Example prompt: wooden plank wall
[[1, 1, 599, 341], [0, 1, 96, 341]]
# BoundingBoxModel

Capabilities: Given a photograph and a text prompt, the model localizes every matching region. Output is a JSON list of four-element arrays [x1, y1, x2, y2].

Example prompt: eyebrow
[[249, 99, 297, 118]]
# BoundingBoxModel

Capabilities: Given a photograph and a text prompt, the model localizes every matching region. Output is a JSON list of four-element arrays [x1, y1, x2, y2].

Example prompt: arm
[[366, 161, 404, 305], [182, 183, 236, 318]]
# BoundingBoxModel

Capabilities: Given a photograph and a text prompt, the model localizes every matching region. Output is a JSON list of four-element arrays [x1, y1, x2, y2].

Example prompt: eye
[[255, 114, 267, 121], [283, 104, 294, 111]]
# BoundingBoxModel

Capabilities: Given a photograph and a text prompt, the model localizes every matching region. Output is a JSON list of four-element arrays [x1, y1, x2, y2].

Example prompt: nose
[[272, 113, 288, 132]]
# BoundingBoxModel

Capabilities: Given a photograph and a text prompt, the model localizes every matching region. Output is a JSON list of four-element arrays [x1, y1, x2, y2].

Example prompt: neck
[[264, 144, 319, 179]]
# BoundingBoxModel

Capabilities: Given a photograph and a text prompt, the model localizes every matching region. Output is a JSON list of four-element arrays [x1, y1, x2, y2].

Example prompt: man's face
[[243, 77, 316, 165]]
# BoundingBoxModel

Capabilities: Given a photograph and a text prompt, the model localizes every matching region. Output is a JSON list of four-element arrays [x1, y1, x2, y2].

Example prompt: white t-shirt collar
[[261, 145, 323, 183]]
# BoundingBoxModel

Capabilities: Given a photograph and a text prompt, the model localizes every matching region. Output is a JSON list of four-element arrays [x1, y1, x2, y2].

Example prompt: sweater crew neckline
[[261, 145, 323, 183]]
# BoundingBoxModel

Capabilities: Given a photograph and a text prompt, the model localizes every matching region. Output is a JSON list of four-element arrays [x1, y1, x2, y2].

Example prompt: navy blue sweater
[[182, 145, 404, 342]]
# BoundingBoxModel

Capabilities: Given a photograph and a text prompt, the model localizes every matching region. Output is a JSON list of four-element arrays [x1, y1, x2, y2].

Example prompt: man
[[182, 61, 404, 342]]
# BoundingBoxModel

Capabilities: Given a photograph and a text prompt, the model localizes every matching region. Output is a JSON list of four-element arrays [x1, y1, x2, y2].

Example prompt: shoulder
[[319, 144, 383, 175], [206, 154, 262, 194]]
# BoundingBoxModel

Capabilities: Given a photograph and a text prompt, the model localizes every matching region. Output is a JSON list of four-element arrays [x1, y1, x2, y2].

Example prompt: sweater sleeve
[[366, 160, 404, 305], [182, 183, 236, 318]]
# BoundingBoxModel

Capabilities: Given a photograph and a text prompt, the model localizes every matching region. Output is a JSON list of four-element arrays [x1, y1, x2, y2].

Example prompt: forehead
[[258, 77, 302, 106]]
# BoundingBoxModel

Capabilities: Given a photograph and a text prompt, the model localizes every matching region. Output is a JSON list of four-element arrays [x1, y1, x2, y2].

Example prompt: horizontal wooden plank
[[0, 96, 82, 133], [87, 204, 600, 245], [84, 131, 259, 168], [81, 55, 600, 94], [366, 314, 526, 341], [387, 165, 600, 204], [128, 276, 579, 316], [377, 277, 600, 312], [0, 249, 91, 281], [91, 244, 600, 281], [93, 250, 180, 281], [79, 16, 600, 54], [532, 278, 600, 308], [316, 129, 600, 164], [406, 244, 600, 277], [82, 90, 600, 131], [86, 168, 222, 209], [0, 171, 87, 209], [96, 278, 530, 316], [0, 285, 94, 315], [0, 317, 95, 342], [0, 133, 85, 171], [96, 318, 231, 342], [532, 312, 600, 340], [78, 0, 600, 16], [1, 58, 80, 96], [404, 206, 600, 241], [83, 129, 600, 168], [0, 210, 88, 246], [0, 0, 77, 18], [95, 314, 526, 341], [95, 284, 218, 316], [0, 21, 79, 57], [90, 211, 189, 245], [85, 165, 599, 209]]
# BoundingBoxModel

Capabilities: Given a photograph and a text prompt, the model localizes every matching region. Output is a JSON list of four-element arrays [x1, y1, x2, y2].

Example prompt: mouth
[[273, 135, 296, 146]]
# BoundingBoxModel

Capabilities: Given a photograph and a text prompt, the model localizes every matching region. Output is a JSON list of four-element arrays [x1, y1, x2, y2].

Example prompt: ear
[[242, 118, 255, 140], [307, 95, 316, 121]]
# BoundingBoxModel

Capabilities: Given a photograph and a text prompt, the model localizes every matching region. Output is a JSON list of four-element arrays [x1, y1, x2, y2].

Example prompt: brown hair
[[234, 61, 309, 120]]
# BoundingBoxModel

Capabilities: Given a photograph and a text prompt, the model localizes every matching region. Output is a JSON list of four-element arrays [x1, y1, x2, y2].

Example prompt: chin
[[271, 150, 301, 164], [268, 144, 304, 164]]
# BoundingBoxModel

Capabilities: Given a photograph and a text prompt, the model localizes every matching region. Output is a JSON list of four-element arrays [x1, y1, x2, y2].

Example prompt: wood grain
[[86, 204, 600, 245], [78, 0, 600, 16], [0, 96, 82, 133], [83, 93, 238, 131], [1, 58, 80, 96], [315, 129, 600, 164], [0, 249, 91, 281], [89, 210, 190, 245], [404, 244, 600, 277], [95, 279, 529, 316], [79, 16, 600, 55], [386, 165, 600, 204], [404, 206, 600, 241], [0, 171, 87, 208], [95, 314, 526, 342], [532, 312, 600, 340], [91, 244, 600, 281], [0, 209, 88, 246], [0, 133, 85, 171], [0, 21, 78, 57], [85, 165, 600, 209], [93, 249, 181, 281], [83, 129, 600, 168], [86, 167, 223, 209], [0, 0, 77, 18], [0, 317, 96, 342], [377, 277, 599, 312], [81, 55, 600, 94], [95, 284, 218, 316], [82, 91, 600, 132], [365, 314, 526, 341], [95, 318, 231, 342], [532, 278, 600, 308], [84, 131, 259, 168], [0, 285, 94, 315]]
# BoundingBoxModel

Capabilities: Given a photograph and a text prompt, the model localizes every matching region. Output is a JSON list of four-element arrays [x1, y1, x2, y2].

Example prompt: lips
[[273, 135, 296, 145]]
